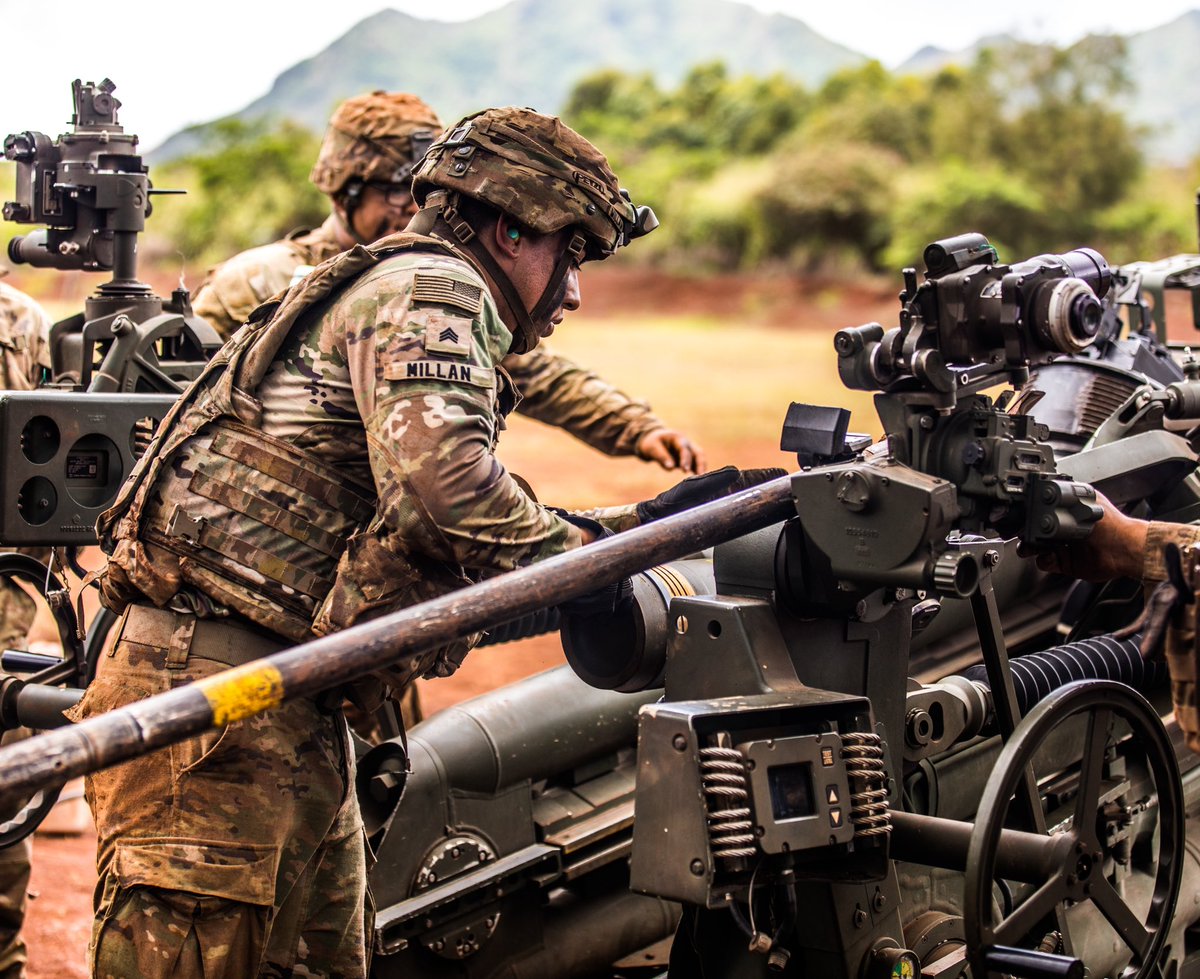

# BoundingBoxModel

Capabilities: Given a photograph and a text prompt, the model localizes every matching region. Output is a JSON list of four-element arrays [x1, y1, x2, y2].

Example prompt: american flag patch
[[412, 273, 484, 315]]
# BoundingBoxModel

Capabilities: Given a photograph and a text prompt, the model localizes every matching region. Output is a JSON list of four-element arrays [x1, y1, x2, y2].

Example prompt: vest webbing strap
[[210, 429, 373, 524], [188, 470, 344, 559]]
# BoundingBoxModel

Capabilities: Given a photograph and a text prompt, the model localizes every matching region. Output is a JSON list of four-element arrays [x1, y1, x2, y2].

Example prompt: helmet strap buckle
[[440, 197, 476, 246]]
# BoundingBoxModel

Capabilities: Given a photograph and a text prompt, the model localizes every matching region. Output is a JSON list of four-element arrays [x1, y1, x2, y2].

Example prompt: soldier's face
[[352, 183, 419, 242], [511, 232, 582, 338]]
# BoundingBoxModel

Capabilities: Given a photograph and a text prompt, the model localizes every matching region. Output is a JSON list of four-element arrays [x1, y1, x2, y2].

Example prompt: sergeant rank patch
[[421, 312, 473, 357]]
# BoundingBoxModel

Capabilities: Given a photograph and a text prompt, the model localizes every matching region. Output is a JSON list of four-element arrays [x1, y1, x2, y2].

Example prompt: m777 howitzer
[[3, 230, 1200, 979], [361, 234, 1200, 979]]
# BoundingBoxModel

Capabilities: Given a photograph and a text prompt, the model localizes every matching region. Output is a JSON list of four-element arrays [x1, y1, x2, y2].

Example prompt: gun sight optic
[[837, 234, 1111, 405]]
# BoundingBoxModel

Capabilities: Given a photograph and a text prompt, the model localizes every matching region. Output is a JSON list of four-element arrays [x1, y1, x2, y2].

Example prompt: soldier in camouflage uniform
[[70, 107, 746, 978], [0, 277, 53, 979], [193, 91, 705, 476]]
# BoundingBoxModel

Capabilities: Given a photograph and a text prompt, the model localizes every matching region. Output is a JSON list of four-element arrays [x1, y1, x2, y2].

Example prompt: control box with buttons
[[630, 689, 891, 906], [0, 391, 175, 544]]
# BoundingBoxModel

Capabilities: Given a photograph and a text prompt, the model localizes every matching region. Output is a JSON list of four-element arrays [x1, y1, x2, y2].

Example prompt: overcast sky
[[0, 0, 1196, 149]]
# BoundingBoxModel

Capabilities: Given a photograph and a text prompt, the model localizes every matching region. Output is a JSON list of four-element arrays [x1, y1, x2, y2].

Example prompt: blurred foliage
[[4, 37, 1194, 283], [561, 37, 1195, 274], [150, 119, 326, 266]]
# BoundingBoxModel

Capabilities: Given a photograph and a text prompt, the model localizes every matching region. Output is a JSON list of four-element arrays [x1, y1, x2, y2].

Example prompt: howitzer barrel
[[0, 476, 796, 804]]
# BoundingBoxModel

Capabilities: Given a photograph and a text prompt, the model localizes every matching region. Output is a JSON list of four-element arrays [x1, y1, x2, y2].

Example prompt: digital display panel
[[768, 762, 815, 821], [66, 451, 104, 482]]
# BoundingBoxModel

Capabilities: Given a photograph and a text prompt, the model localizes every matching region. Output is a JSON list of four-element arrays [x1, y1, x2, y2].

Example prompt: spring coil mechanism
[[701, 735, 756, 861], [841, 732, 891, 840]]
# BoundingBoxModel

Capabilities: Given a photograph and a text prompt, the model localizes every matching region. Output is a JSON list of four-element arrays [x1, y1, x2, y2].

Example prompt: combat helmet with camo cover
[[409, 106, 657, 353], [310, 91, 443, 233]]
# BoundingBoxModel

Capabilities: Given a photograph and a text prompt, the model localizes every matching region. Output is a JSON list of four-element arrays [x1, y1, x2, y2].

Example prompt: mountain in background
[[153, 0, 1200, 164], [897, 34, 1014, 75], [152, 0, 865, 160], [896, 10, 1200, 163]]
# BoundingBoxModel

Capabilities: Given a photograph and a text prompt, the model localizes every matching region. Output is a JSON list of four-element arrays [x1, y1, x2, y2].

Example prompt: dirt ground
[[11, 264, 896, 977]]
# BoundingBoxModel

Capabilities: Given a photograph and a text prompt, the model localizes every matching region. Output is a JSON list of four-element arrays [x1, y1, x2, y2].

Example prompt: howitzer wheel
[[963, 680, 1182, 978], [0, 607, 113, 848], [0, 783, 62, 850], [0, 552, 87, 849]]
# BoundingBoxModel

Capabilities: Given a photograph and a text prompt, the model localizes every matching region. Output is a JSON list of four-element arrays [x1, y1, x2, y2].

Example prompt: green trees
[[561, 37, 1192, 272], [133, 36, 1194, 276], [150, 119, 326, 266]]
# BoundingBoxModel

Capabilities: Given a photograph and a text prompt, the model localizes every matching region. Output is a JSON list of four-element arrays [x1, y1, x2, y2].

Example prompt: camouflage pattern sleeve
[[193, 221, 346, 340], [503, 343, 667, 456], [1144, 521, 1200, 581], [192, 241, 301, 340], [574, 503, 643, 534], [0, 282, 51, 390], [342, 255, 587, 571]]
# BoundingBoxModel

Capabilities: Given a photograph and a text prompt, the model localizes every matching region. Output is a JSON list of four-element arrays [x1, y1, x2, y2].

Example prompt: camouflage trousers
[[0, 576, 38, 979], [71, 606, 371, 978], [0, 728, 31, 979]]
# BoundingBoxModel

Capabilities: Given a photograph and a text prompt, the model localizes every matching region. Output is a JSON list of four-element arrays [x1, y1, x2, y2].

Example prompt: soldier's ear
[[495, 215, 522, 259]]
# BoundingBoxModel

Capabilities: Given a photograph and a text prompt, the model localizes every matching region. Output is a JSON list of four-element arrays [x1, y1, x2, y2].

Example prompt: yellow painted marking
[[195, 663, 285, 725]]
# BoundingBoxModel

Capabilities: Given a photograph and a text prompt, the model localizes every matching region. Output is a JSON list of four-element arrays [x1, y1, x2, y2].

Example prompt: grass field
[[497, 313, 883, 508]]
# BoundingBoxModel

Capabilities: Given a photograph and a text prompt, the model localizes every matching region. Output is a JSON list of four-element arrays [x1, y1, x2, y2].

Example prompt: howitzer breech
[[0, 476, 796, 803]]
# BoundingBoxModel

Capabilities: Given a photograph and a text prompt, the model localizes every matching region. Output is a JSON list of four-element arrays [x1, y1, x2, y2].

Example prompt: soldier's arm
[[1028, 493, 1200, 582], [345, 264, 589, 572], [504, 344, 705, 471], [1143, 521, 1200, 581], [192, 245, 300, 341], [0, 284, 52, 389]]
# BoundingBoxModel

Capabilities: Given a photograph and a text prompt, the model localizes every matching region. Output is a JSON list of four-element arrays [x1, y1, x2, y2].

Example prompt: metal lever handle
[[983, 945, 1084, 979]]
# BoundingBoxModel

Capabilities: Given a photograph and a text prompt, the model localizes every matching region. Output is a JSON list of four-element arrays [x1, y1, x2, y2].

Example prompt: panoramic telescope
[[0, 78, 219, 552]]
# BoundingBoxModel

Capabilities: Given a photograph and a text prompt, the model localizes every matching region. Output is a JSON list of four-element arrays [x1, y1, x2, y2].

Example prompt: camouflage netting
[[310, 91, 443, 195]]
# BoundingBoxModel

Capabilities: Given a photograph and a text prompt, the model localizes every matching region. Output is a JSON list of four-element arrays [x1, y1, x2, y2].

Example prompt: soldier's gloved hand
[[555, 512, 635, 618], [636, 429, 707, 474], [636, 466, 788, 523], [1016, 491, 1148, 582]]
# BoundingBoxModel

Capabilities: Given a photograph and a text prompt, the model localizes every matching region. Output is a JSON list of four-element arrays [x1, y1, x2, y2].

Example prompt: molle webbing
[[171, 422, 374, 602], [208, 430, 374, 526], [181, 520, 336, 599], [189, 472, 344, 559]]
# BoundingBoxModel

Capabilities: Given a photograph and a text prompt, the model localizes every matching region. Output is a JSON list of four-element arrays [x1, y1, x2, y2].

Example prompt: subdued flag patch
[[412, 272, 484, 316]]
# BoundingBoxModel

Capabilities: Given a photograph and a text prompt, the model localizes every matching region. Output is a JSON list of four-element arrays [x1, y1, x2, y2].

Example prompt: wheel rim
[[963, 679, 1182, 978]]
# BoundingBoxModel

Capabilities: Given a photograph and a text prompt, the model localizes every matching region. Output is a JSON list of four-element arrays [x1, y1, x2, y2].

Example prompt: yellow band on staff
[[195, 662, 286, 725]]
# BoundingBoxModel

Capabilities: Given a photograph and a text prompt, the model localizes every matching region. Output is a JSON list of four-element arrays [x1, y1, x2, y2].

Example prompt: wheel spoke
[[1073, 707, 1111, 833], [994, 876, 1068, 947], [1090, 875, 1153, 960]]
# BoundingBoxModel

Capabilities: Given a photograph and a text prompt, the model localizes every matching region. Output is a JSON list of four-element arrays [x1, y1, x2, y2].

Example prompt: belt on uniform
[[120, 604, 286, 669]]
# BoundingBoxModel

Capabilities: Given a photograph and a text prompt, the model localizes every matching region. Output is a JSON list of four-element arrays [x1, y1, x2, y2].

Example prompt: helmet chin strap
[[411, 195, 585, 356], [334, 195, 373, 247]]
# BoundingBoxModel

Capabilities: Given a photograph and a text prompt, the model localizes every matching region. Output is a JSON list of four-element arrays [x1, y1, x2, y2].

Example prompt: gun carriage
[[2, 79, 1200, 979]]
